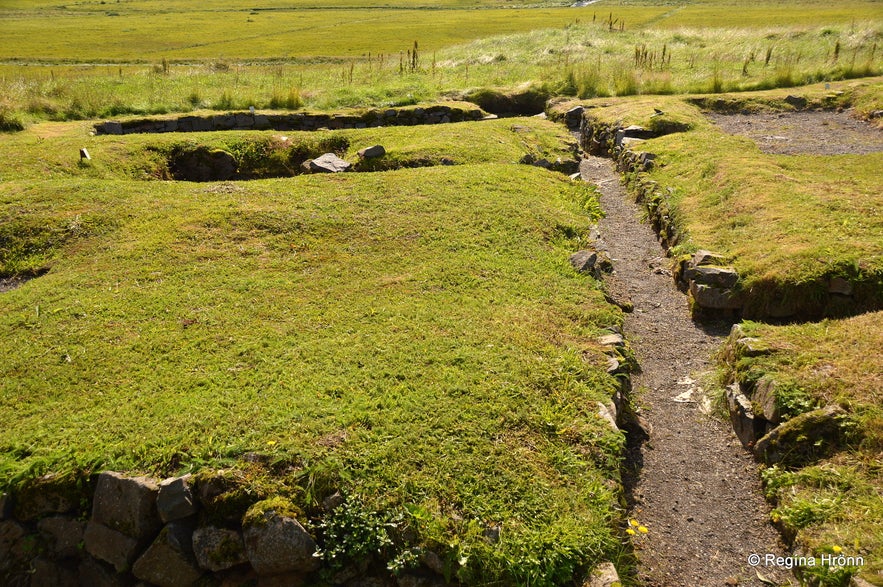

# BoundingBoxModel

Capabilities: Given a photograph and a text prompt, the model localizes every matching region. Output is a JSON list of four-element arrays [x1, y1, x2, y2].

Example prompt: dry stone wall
[[0, 470, 453, 586], [94, 105, 487, 135]]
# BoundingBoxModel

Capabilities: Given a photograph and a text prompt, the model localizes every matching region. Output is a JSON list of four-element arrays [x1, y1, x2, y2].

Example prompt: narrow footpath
[[580, 157, 794, 587]]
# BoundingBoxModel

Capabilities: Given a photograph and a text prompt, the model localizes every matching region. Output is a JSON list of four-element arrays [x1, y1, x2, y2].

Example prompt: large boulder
[[727, 384, 761, 448], [690, 282, 743, 310], [170, 147, 237, 182], [83, 521, 140, 572], [38, 516, 86, 558], [12, 473, 83, 521], [583, 561, 621, 587], [91, 472, 160, 540], [157, 475, 197, 523], [242, 500, 320, 576], [302, 153, 351, 173], [754, 405, 848, 465], [132, 522, 203, 587], [357, 145, 386, 159], [192, 526, 248, 572]]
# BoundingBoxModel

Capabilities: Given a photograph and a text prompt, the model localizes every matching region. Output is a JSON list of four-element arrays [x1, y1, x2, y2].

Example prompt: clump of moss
[[242, 496, 304, 527]]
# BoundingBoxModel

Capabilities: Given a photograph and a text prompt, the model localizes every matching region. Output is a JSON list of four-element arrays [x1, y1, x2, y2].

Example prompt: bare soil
[[580, 157, 795, 587], [707, 109, 883, 155]]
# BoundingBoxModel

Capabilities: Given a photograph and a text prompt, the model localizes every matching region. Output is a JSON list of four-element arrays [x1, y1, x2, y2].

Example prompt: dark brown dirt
[[707, 109, 883, 155], [580, 156, 795, 587]]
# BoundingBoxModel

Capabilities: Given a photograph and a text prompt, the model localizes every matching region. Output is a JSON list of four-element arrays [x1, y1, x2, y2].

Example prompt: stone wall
[[0, 470, 456, 586], [95, 104, 487, 135], [721, 325, 848, 466]]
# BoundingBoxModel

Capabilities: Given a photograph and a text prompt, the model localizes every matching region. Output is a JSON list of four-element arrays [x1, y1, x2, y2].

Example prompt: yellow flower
[[638, 526, 649, 534], [629, 519, 640, 527], [832, 545, 842, 554], [267, 440, 277, 446], [626, 528, 636, 536]]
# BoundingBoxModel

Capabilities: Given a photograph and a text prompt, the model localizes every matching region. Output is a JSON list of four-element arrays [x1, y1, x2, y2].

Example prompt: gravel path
[[580, 156, 795, 587]]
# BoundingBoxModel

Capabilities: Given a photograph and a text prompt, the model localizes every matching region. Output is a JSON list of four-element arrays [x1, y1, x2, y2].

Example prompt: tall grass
[[0, 22, 880, 121]]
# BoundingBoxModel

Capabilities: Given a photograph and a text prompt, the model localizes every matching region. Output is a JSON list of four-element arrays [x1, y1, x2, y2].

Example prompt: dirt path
[[580, 156, 795, 587]]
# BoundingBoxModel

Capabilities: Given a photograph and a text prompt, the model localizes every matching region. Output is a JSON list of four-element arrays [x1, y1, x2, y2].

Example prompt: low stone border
[[0, 470, 460, 586], [721, 325, 849, 467], [94, 104, 488, 135]]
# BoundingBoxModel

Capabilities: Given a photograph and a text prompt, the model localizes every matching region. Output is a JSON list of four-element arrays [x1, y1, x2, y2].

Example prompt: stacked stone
[[0, 471, 326, 586], [94, 105, 486, 135]]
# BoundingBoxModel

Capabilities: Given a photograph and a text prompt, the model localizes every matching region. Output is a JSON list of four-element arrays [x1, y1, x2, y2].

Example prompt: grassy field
[[723, 313, 883, 585], [1, 0, 880, 122], [0, 118, 633, 584]]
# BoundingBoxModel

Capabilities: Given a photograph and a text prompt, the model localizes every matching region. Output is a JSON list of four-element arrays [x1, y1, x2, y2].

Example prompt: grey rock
[[91, 471, 161, 541], [570, 249, 599, 274], [597, 402, 619, 431], [597, 333, 625, 347], [765, 296, 798, 319], [157, 475, 196, 523], [420, 550, 445, 575], [726, 384, 758, 448], [94, 121, 123, 135], [234, 113, 255, 127], [691, 249, 728, 267], [78, 556, 134, 587], [322, 491, 345, 512], [303, 153, 351, 173], [32, 557, 79, 587], [12, 473, 81, 521], [784, 95, 807, 109], [192, 526, 248, 572], [0, 519, 26, 563], [584, 561, 620, 587], [132, 522, 203, 587], [243, 506, 319, 575], [614, 125, 654, 148], [733, 336, 770, 358], [172, 147, 237, 182], [38, 516, 86, 558], [331, 558, 370, 584], [620, 137, 646, 149], [357, 145, 386, 159], [752, 377, 780, 424], [687, 265, 739, 289], [84, 521, 141, 572], [564, 106, 585, 129], [689, 282, 743, 310], [754, 405, 848, 465], [828, 276, 853, 295]]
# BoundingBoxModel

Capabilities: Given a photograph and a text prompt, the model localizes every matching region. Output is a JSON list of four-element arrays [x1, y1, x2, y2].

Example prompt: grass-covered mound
[[0, 119, 627, 584], [720, 313, 883, 586], [561, 80, 883, 319]]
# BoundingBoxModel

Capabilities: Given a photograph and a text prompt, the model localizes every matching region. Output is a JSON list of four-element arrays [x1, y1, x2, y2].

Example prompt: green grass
[[563, 80, 883, 317], [724, 314, 883, 586], [1, 2, 879, 121], [0, 119, 629, 584]]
